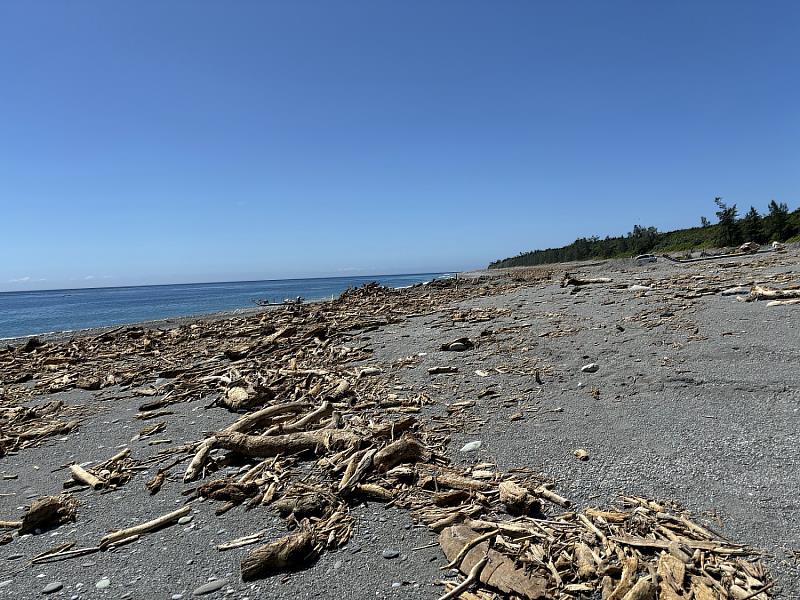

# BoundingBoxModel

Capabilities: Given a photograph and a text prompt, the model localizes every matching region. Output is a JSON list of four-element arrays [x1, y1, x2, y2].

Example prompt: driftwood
[[373, 434, 431, 472], [20, 495, 77, 534], [439, 525, 548, 598], [215, 429, 360, 458], [70, 464, 106, 490], [241, 525, 318, 581], [99, 505, 191, 548], [743, 285, 800, 302], [498, 481, 541, 516], [561, 273, 612, 287]]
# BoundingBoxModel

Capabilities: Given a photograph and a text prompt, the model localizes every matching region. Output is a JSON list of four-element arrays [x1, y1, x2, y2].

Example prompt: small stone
[[574, 448, 590, 461], [96, 577, 111, 589], [42, 582, 63, 594], [382, 549, 400, 559], [580, 363, 599, 373], [178, 516, 193, 525], [392, 582, 402, 588], [172, 595, 184, 599], [460, 440, 482, 453], [81, 561, 96, 567], [193, 579, 228, 596], [6, 553, 24, 560]]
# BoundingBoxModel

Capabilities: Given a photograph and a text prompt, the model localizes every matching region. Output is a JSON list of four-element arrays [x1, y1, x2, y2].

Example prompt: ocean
[[0, 273, 447, 340]]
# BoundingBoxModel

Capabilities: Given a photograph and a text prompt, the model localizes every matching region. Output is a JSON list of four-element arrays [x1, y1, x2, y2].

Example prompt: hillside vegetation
[[489, 199, 800, 269]]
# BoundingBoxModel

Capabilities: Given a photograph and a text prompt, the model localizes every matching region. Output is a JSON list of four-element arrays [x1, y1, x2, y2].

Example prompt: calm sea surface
[[0, 273, 447, 339]]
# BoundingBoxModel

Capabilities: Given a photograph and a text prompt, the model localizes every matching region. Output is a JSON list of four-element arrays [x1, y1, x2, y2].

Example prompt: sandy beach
[[1, 251, 798, 599]]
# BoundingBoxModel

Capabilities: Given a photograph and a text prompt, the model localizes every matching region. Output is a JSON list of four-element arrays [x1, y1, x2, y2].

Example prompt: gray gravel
[[1, 252, 799, 598]]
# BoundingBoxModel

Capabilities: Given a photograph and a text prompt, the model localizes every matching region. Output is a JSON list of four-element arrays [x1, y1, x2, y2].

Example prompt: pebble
[[460, 440, 482, 452], [96, 577, 111, 589], [42, 582, 63, 594], [193, 579, 228, 596], [172, 595, 184, 599], [6, 553, 24, 560], [178, 516, 193, 525], [382, 548, 400, 559], [580, 363, 599, 373]]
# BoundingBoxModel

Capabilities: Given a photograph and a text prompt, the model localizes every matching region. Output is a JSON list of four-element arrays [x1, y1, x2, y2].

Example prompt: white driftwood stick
[[99, 506, 191, 548], [70, 464, 105, 490]]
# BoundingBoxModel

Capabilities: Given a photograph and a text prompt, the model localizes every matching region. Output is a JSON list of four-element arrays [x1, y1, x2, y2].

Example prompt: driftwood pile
[[0, 272, 781, 598]]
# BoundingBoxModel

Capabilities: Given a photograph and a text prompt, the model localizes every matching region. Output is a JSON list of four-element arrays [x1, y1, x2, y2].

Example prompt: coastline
[[1, 273, 454, 344], [1, 253, 798, 598]]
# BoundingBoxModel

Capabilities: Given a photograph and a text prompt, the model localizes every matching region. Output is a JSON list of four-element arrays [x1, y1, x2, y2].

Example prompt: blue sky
[[1, 1, 798, 291]]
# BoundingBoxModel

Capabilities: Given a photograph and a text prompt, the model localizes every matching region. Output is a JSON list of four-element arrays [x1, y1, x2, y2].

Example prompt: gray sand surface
[[1, 252, 798, 598]]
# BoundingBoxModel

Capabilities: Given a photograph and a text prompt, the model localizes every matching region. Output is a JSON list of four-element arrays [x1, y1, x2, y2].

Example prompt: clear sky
[[1, 1, 798, 291]]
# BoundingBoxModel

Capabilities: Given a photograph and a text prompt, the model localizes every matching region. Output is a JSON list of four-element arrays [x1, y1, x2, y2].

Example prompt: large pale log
[[215, 429, 360, 458]]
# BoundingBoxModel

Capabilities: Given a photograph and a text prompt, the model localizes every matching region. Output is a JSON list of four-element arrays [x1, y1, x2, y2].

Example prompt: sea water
[[0, 273, 447, 339]]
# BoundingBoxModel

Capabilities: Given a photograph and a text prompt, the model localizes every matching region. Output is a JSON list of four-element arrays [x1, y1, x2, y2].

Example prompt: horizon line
[[0, 270, 456, 296]]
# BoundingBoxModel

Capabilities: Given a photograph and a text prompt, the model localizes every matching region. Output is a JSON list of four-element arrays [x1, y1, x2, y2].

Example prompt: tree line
[[489, 198, 799, 269]]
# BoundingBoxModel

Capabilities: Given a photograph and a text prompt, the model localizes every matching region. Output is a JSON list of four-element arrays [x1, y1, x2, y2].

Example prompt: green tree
[[700, 216, 711, 228], [764, 200, 790, 241], [740, 206, 763, 243], [714, 197, 741, 246]]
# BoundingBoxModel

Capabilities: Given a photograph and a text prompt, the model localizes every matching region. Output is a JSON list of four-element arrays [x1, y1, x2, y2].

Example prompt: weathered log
[[225, 401, 310, 434], [184, 436, 217, 482], [574, 542, 597, 579], [272, 495, 326, 518], [354, 483, 394, 501], [620, 576, 655, 600], [241, 526, 318, 581], [338, 448, 377, 492], [69, 464, 105, 490], [498, 481, 540, 516], [438, 554, 489, 600], [534, 485, 572, 508], [420, 469, 490, 492], [198, 479, 260, 506], [215, 429, 360, 459], [20, 495, 78, 534], [746, 285, 800, 302], [438, 525, 547, 598], [373, 434, 431, 472], [263, 401, 332, 435], [369, 416, 417, 439], [561, 273, 612, 287], [607, 555, 638, 600], [649, 560, 680, 599]]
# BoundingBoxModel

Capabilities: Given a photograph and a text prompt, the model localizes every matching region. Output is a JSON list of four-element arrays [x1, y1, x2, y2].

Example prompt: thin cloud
[[8, 276, 32, 283], [84, 275, 96, 280]]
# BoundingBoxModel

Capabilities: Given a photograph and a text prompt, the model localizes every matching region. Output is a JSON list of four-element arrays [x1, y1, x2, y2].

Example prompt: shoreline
[[1, 274, 458, 344], [1, 253, 798, 598]]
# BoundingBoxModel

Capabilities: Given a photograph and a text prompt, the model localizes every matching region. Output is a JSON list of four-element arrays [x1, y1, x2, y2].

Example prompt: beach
[[1, 251, 798, 598]]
